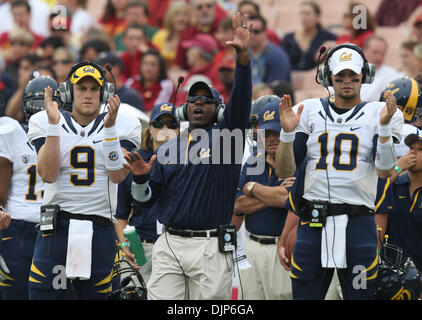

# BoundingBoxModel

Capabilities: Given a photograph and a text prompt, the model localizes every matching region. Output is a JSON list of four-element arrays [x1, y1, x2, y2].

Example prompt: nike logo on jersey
[[300, 221, 310, 226], [398, 195, 406, 199], [93, 139, 103, 144], [350, 127, 361, 131]]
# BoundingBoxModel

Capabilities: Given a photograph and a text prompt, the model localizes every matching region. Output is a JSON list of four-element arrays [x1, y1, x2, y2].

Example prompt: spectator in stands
[[0, 1, 44, 50], [336, 2, 376, 49], [248, 15, 291, 86], [48, 12, 78, 57], [182, 33, 221, 90], [114, 1, 159, 52], [2, 28, 34, 84], [375, 0, 420, 27], [126, 49, 174, 114], [78, 39, 111, 62], [99, 0, 129, 39], [173, 0, 227, 71], [96, 52, 144, 111], [282, 1, 337, 71], [252, 82, 273, 101], [409, 13, 422, 43], [399, 41, 421, 78], [237, 0, 281, 45], [361, 35, 404, 102], [151, 1, 192, 69], [4, 53, 42, 122], [39, 36, 65, 65], [51, 46, 76, 84], [57, 0, 95, 36], [271, 80, 295, 105], [0, 68, 15, 115], [215, 55, 235, 103], [120, 23, 156, 81], [0, 0, 50, 38], [214, 17, 236, 70]]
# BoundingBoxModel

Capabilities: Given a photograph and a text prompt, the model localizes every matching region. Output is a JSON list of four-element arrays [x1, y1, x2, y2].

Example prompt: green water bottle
[[123, 225, 147, 266]]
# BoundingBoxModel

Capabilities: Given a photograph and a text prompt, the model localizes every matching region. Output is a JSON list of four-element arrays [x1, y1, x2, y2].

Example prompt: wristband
[[104, 126, 118, 141], [119, 241, 129, 248], [46, 124, 60, 136], [394, 165, 402, 174], [378, 123, 392, 138], [280, 129, 295, 143]]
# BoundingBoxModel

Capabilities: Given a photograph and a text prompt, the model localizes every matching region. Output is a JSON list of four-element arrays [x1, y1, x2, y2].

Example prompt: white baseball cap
[[328, 47, 364, 75]]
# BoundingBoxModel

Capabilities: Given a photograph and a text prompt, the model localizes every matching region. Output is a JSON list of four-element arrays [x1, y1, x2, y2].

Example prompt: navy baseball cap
[[258, 102, 281, 132], [405, 133, 422, 147], [150, 103, 176, 122], [188, 81, 222, 104]]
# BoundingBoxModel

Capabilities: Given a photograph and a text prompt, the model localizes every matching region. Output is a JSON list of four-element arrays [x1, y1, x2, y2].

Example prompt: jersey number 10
[[316, 133, 359, 171]]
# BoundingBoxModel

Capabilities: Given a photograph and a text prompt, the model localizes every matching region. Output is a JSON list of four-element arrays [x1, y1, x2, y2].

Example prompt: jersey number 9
[[70, 146, 95, 186]]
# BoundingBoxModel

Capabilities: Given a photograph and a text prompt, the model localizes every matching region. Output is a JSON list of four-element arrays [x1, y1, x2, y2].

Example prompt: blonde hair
[[141, 126, 153, 151], [163, 1, 192, 39], [9, 27, 34, 46]]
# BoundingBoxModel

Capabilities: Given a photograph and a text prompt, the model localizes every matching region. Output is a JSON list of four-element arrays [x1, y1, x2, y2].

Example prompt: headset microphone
[[104, 63, 117, 96], [173, 76, 184, 107], [315, 46, 327, 85]]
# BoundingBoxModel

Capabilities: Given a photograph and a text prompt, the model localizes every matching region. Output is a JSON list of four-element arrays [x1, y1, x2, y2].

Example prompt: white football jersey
[[0, 117, 43, 223], [395, 123, 419, 158], [28, 110, 141, 219], [295, 98, 403, 209]]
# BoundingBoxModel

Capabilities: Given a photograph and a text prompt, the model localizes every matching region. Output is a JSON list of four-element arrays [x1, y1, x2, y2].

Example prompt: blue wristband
[[133, 174, 149, 184]]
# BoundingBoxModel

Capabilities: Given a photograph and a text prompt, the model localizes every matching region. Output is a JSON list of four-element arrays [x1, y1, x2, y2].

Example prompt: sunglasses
[[151, 120, 179, 129], [187, 95, 217, 105], [11, 40, 30, 46], [52, 59, 72, 65], [196, 3, 213, 10]]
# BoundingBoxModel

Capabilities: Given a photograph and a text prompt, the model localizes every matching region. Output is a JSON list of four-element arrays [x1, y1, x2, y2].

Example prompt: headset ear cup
[[174, 103, 187, 122], [102, 82, 115, 103], [216, 104, 225, 122], [363, 62, 375, 84], [318, 64, 331, 88], [59, 81, 72, 104]]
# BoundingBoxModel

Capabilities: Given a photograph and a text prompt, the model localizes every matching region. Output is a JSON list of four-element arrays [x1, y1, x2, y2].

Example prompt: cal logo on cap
[[160, 104, 173, 112], [339, 52, 353, 61], [263, 110, 275, 121]]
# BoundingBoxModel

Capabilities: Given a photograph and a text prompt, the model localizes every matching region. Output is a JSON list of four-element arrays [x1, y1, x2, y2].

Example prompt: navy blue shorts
[[290, 215, 379, 300], [0, 219, 38, 299], [28, 218, 118, 300]]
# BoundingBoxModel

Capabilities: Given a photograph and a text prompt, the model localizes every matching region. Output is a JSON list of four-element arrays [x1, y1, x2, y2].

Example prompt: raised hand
[[44, 86, 60, 125], [123, 151, 157, 176], [380, 90, 397, 126], [104, 95, 121, 128], [279, 94, 303, 133], [226, 12, 251, 65]]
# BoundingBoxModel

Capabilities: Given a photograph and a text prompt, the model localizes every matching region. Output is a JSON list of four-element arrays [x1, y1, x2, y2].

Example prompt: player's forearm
[[279, 210, 299, 247], [374, 213, 388, 249], [275, 141, 296, 179], [107, 167, 129, 184], [37, 138, 61, 183], [114, 218, 129, 244], [0, 158, 12, 207], [252, 184, 288, 208]]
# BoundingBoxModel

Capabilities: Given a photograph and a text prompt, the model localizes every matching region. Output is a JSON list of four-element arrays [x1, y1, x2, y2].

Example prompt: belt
[[59, 211, 114, 228], [303, 200, 374, 217], [140, 238, 156, 244], [249, 234, 278, 245], [165, 226, 218, 238]]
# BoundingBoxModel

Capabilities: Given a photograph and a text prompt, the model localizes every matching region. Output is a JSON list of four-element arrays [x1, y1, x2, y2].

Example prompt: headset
[[174, 83, 225, 123], [59, 61, 115, 104], [317, 43, 375, 88]]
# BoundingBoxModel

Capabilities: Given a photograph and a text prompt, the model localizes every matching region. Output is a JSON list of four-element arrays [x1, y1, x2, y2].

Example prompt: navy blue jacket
[[375, 174, 422, 271], [133, 62, 252, 230], [115, 149, 158, 242]]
